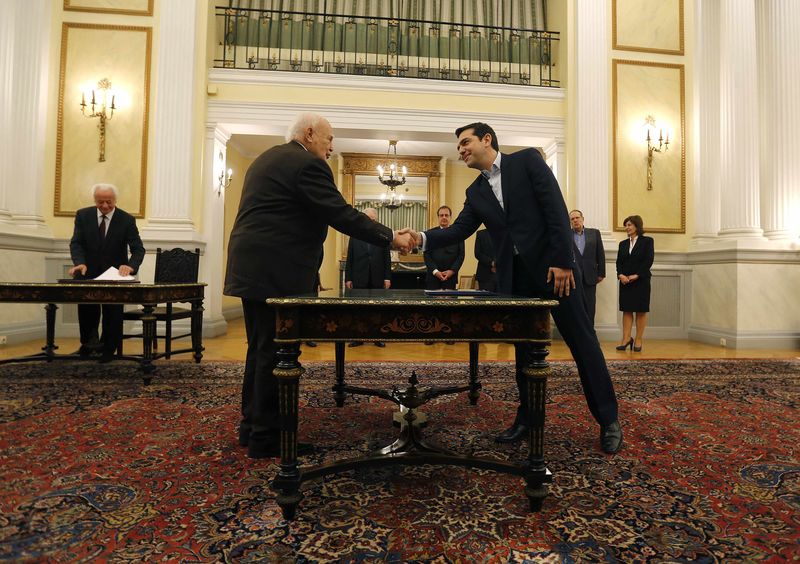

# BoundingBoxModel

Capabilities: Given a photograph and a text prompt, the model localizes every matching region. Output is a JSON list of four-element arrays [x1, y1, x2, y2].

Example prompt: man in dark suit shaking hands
[[224, 113, 416, 458], [68, 183, 145, 362], [412, 123, 622, 454], [569, 210, 606, 325]]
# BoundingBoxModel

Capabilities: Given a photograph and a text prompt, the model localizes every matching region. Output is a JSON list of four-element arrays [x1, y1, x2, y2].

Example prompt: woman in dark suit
[[616, 215, 654, 352]]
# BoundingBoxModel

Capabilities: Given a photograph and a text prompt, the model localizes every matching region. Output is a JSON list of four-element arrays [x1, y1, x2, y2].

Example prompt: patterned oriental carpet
[[0, 359, 798, 562]]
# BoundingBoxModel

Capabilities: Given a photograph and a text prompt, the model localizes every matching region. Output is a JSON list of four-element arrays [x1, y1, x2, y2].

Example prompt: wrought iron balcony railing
[[214, 7, 560, 87]]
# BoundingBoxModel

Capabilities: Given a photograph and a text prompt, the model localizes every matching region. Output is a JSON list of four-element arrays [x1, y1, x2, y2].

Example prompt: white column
[[0, 1, 16, 224], [692, 0, 721, 243], [757, 0, 800, 240], [199, 125, 230, 337], [544, 139, 567, 196], [4, 0, 51, 234], [718, 0, 763, 238], [574, 0, 610, 234], [143, 0, 198, 238]]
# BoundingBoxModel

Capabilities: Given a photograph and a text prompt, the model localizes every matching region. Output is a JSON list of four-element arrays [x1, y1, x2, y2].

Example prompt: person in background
[[616, 215, 654, 352], [569, 209, 605, 325], [474, 228, 497, 292], [345, 207, 391, 348], [424, 205, 464, 290], [68, 183, 145, 363]]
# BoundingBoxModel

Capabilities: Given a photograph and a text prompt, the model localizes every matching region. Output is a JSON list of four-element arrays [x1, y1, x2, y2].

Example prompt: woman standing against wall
[[616, 215, 654, 352]]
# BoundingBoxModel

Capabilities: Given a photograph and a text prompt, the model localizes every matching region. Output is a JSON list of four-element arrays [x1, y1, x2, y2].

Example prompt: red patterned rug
[[0, 359, 798, 562]]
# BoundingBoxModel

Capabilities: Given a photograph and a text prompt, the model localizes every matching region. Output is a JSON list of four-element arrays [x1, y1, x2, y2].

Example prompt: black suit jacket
[[573, 228, 606, 286], [425, 148, 574, 294], [345, 237, 391, 288], [615, 236, 654, 279], [424, 228, 464, 281], [474, 229, 496, 285], [224, 141, 393, 301], [69, 206, 145, 278]]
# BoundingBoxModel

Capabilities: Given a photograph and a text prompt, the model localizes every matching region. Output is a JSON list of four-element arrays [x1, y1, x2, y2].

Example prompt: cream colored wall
[[42, 0, 158, 239], [611, 0, 695, 253], [221, 145, 253, 311]]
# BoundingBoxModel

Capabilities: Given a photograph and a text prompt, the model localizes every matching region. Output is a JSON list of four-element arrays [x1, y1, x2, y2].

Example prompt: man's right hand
[[69, 264, 87, 277], [345, 281, 353, 289], [392, 229, 417, 254]]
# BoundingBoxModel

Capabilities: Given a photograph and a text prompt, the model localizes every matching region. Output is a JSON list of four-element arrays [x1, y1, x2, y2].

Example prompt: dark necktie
[[99, 215, 107, 239]]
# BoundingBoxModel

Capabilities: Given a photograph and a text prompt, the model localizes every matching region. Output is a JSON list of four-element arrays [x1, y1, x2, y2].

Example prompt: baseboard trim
[[689, 325, 800, 350], [223, 304, 243, 321], [0, 320, 46, 345]]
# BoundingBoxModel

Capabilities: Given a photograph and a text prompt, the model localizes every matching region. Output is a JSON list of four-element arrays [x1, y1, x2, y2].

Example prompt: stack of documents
[[93, 267, 136, 282]]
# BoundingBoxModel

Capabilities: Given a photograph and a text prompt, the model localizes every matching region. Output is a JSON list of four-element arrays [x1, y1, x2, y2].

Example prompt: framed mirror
[[340, 152, 441, 258]]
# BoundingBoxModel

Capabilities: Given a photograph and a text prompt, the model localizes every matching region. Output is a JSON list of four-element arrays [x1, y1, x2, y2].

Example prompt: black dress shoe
[[348, 341, 363, 348], [305, 341, 318, 348], [495, 422, 529, 443], [98, 352, 115, 364], [373, 341, 385, 348], [238, 426, 251, 447], [600, 420, 623, 454], [247, 439, 313, 459]]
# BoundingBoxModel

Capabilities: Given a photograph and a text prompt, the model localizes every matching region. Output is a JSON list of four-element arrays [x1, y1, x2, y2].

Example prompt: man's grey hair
[[364, 207, 378, 218], [91, 183, 119, 199], [285, 112, 328, 143]]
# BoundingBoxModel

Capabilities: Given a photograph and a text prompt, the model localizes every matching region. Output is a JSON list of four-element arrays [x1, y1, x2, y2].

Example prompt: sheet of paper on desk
[[93, 267, 135, 282]]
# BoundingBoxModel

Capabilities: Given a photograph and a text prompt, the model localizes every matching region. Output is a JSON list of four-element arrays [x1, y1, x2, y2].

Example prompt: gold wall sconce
[[216, 151, 232, 196], [644, 114, 669, 191], [80, 78, 118, 162]]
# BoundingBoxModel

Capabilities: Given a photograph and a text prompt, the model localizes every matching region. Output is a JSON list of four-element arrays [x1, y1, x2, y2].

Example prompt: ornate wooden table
[[266, 289, 558, 519], [0, 282, 205, 381]]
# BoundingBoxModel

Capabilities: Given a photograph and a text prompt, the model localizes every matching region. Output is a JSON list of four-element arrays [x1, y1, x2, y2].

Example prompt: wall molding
[[208, 69, 566, 101], [689, 324, 800, 350]]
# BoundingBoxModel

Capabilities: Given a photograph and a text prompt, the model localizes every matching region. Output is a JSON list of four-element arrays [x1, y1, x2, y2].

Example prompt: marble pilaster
[[757, 0, 800, 240], [143, 0, 198, 238], [718, 0, 763, 238]]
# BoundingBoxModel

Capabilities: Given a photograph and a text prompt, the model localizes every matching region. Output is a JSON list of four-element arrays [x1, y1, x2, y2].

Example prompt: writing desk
[[266, 289, 558, 519], [0, 282, 205, 381]]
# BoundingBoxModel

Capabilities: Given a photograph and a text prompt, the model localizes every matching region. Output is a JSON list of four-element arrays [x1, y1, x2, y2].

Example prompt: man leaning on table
[[68, 183, 145, 362], [406, 122, 622, 454]]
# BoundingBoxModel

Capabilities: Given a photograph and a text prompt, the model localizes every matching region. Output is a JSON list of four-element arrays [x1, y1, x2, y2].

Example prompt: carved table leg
[[272, 342, 303, 520], [468, 342, 481, 405], [42, 303, 59, 360], [192, 299, 204, 363], [333, 341, 346, 407], [140, 304, 156, 382], [524, 344, 551, 512]]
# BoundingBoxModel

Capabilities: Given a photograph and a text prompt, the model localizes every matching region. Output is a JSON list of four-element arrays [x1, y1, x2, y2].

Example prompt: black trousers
[[582, 282, 597, 326], [425, 273, 458, 290], [77, 304, 123, 354], [240, 298, 280, 439], [512, 256, 618, 427]]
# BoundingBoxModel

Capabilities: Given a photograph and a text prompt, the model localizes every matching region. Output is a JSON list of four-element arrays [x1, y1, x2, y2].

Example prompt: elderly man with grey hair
[[68, 183, 145, 362], [224, 112, 415, 458]]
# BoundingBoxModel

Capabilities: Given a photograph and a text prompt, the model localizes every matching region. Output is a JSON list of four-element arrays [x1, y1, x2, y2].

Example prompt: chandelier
[[377, 139, 407, 210]]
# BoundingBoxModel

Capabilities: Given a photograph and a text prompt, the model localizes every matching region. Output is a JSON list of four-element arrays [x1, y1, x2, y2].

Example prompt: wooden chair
[[121, 248, 201, 359], [458, 274, 476, 289]]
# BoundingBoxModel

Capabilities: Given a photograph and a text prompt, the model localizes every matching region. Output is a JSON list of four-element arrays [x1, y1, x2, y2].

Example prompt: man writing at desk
[[409, 123, 622, 454], [68, 183, 145, 362]]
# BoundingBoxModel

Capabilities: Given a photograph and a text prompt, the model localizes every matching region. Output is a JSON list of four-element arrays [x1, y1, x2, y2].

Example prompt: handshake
[[391, 228, 422, 255]]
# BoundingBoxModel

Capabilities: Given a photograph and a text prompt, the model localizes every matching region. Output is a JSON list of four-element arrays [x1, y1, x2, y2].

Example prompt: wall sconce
[[644, 114, 669, 191], [80, 78, 117, 162], [216, 151, 232, 196]]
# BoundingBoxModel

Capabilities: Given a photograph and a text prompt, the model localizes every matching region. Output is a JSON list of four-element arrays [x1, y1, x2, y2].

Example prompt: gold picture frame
[[612, 59, 685, 233], [612, 0, 684, 56], [64, 0, 154, 16], [55, 23, 152, 218]]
